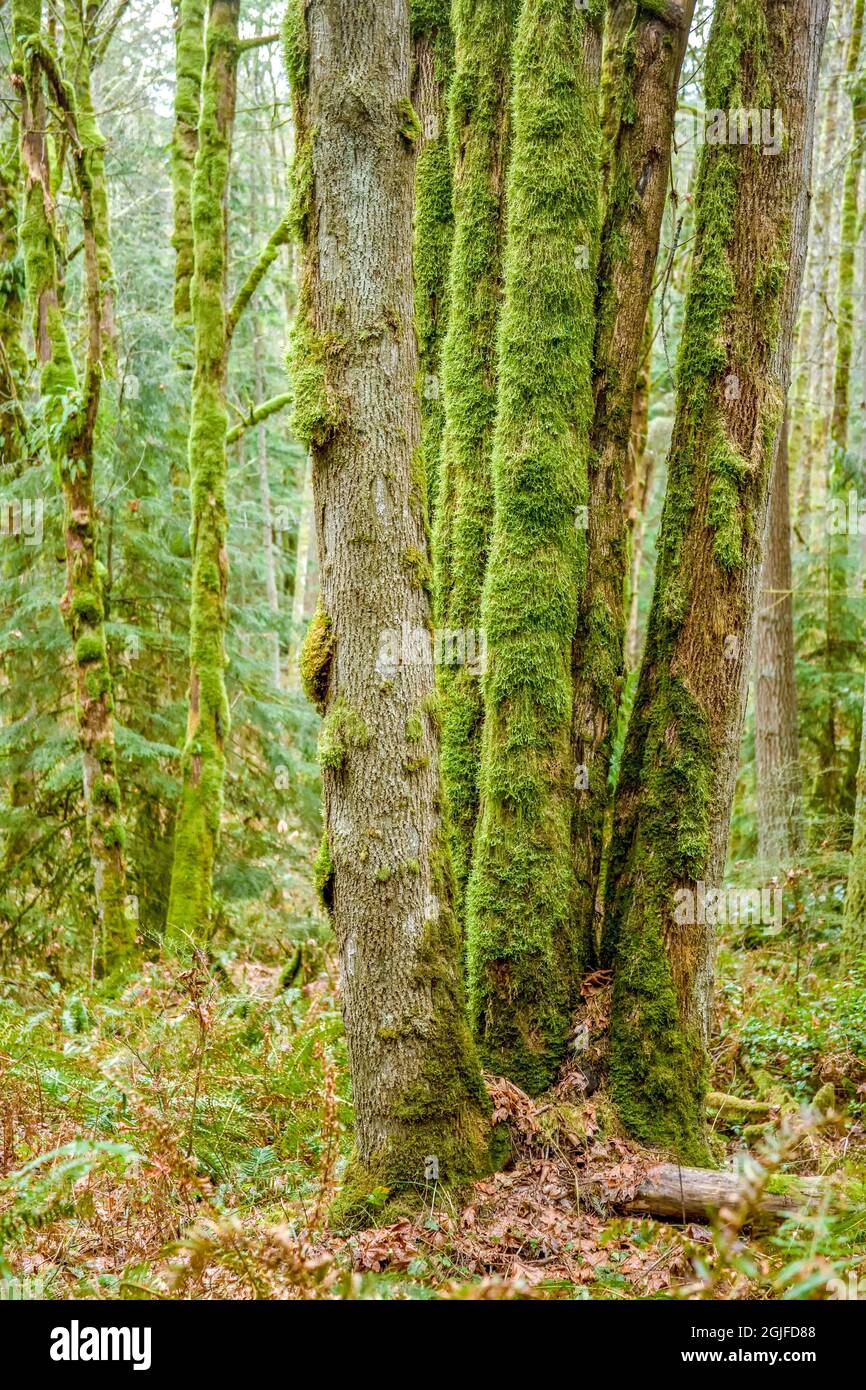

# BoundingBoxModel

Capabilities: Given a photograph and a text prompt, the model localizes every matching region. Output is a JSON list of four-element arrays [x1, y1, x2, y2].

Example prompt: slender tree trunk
[[0, 139, 26, 467], [287, 0, 490, 1218], [432, 0, 517, 917], [63, 1, 118, 370], [465, 0, 602, 1094], [843, 671, 866, 958], [253, 324, 281, 690], [165, 0, 240, 955], [603, 0, 829, 1162], [572, 0, 695, 960], [831, 0, 865, 453], [171, 0, 205, 336], [756, 414, 803, 868], [626, 307, 656, 669], [411, 0, 452, 525], [11, 0, 133, 967]]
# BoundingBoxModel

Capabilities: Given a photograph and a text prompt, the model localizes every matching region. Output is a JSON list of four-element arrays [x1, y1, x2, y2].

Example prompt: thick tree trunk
[[287, 0, 490, 1217], [603, 0, 829, 1163], [572, 0, 695, 960], [465, 0, 602, 1095], [411, 0, 452, 525], [11, 0, 133, 967], [432, 0, 517, 916], [756, 415, 803, 868], [165, 0, 240, 954], [171, 0, 205, 336]]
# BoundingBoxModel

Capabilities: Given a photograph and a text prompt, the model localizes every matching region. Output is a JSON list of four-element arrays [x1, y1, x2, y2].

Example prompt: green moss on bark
[[465, 0, 602, 1094], [433, 0, 518, 915], [299, 600, 334, 712], [411, 0, 454, 522], [171, 0, 206, 333], [165, 0, 240, 957], [602, 0, 817, 1162]]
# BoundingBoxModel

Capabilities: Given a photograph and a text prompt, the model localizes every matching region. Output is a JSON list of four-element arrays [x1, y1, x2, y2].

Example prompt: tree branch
[[238, 32, 281, 53], [226, 393, 293, 445], [226, 212, 291, 343]]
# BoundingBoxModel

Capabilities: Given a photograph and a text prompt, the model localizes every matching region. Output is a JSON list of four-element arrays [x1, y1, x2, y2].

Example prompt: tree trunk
[[253, 323, 281, 690], [465, 0, 602, 1095], [411, 0, 452, 525], [603, 0, 829, 1163], [11, 0, 133, 968], [756, 414, 803, 868], [432, 0, 517, 917], [843, 671, 866, 958], [572, 0, 695, 961], [626, 308, 657, 669], [165, 0, 240, 955], [0, 138, 26, 467], [831, 0, 865, 453], [171, 0, 205, 336], [287, 0, 491, 1218]]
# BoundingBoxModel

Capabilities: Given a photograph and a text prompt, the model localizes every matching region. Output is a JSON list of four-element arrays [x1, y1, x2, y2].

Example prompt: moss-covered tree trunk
[[602, 0, 829, 1162], [432, 0, 517, 917], [571, 0, 695, 961], [843, 673, 866, 958], [0, 138, 26, 467], [11, 0, 133, 968], [171, 0, 206, 336], [831, 0, 864, 453], [165, 0, 240, 955], [464, 0, 602, 1094], [63, 1, 118, 370], [756, 414, 803, 868], [287, 0, 490, 1217], [625, 306, 656, 668], [411, 0, 453, 525]]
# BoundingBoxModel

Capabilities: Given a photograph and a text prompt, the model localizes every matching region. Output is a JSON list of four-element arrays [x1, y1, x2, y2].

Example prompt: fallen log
[[586, 1164, 825, 1223]]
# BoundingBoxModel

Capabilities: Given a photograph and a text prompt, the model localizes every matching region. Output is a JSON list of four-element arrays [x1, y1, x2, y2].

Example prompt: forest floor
[[1, 872, 866, 1300]]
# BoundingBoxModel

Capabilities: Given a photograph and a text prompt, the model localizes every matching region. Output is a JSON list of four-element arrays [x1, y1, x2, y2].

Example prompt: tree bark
[[165, 0, 240, 955], [432, 0, 518, 917], [465, 0, 602, 1095], [603, 0, 830, 1163], [572, 0, 695, 961], [756, 414, 803, 868], [287, 0, 491, 1217]]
